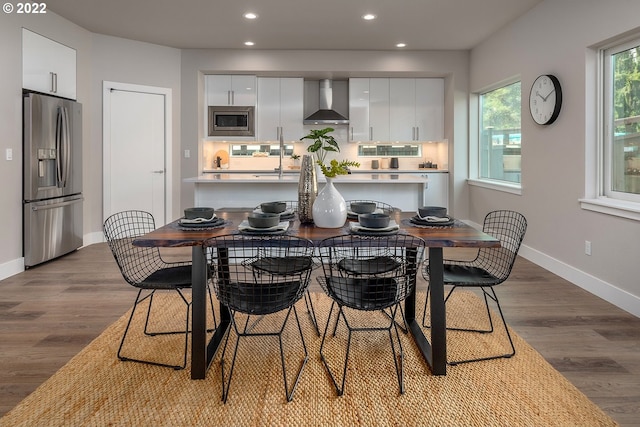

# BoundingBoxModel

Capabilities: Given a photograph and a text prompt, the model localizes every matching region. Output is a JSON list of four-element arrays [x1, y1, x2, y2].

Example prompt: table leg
[[191, 246, 231, 380], [191, 245, 207, 379], [428, 247, 447, 375], [404, 247, 446, 375]]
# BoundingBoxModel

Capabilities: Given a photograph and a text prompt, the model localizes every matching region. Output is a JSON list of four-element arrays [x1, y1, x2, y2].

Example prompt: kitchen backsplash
[[203, 125, 448, 171]]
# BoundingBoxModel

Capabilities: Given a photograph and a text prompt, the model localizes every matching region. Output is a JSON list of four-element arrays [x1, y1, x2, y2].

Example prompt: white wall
[[90, 35, 181, 231], [469, 0, 640, 315]]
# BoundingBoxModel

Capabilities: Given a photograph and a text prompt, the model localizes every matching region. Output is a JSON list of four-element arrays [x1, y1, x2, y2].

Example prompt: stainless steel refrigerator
[[23, 92, 83, 268]]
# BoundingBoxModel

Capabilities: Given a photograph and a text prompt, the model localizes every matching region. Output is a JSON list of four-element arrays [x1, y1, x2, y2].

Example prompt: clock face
[[529, 74, 562, 125]]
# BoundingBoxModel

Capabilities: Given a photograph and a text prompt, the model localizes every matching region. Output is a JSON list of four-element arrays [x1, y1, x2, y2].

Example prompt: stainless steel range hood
[[304, 79, 349, 125]]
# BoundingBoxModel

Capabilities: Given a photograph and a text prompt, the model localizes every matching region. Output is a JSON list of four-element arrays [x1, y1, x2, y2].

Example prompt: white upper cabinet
[[256, 77, 303, 142], [22, 28, 77, 100], [349, 78, 389, 142], [389, 79, 415, 141], [206, 75, 256, 106], [414, 78, 444, 141], [390, 78, 444, 142]]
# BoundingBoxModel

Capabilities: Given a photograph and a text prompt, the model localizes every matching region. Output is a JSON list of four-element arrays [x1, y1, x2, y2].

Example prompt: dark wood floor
[[1, 243, 639, 425]]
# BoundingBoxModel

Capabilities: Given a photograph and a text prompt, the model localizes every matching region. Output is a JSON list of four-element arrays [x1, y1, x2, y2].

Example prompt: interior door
[[103, 83, 170, 225]]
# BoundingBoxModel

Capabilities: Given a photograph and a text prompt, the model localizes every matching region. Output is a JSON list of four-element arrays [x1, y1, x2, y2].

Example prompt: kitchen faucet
[[277, 128, 284, 178]]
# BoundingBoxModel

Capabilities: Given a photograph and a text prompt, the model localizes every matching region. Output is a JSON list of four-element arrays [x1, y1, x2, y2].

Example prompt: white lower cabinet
[[414, 172, 448, 209]]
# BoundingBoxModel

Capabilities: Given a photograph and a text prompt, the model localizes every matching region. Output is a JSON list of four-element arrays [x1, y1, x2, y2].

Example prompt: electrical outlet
[[5, 148, 12, 161], [585, 240, 592, 256], [184, 149, 191, 158]]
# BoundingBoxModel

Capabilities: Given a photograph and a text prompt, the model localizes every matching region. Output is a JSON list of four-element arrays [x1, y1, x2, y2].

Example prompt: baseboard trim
[[518, 245, 640, 318], [462, 219, 640, 318], [0, 257, 25, 281], [84, 231, 105, 246]]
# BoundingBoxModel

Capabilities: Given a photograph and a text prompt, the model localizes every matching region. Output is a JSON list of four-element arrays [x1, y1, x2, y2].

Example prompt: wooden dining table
[[132, 209, 500, 379]]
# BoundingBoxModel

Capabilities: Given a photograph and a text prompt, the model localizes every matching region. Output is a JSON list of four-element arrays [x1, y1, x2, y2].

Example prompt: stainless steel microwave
[[208, 106, 255, 137]]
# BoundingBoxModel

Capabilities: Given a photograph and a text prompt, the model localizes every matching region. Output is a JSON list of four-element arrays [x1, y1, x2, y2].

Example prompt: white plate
[[238, 220, 290, 232], [180, 214, 217, 224]]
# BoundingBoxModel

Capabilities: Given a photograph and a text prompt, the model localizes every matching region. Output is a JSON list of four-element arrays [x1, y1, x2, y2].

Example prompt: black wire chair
[[103, 210, 217, 370], [253, 200, 321, 336], [204, 234, 315, 403], [316, 234, 425, 396], [422, 210, 527, 365]]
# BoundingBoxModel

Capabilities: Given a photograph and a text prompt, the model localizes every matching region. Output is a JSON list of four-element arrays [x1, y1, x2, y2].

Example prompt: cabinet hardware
[[50, 72, 58, 93]]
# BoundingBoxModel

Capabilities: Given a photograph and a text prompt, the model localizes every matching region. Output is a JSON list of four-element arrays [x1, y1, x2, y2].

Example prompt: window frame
[[468, 77, 523, 194], [603, 38, 640, 204], [580, 32, 640, 222]]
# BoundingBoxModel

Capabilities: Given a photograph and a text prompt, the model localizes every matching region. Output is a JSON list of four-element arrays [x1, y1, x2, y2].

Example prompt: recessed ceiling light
[[396, 43, 406, 48], [244, 41, 255, 46], [362, 14, 376, 20], [243, 12, 258, 19]]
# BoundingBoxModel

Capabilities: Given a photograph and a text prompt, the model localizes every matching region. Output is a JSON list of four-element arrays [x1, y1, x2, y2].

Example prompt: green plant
[[301, 127, 360, 177], [290, 153, 300, 160]]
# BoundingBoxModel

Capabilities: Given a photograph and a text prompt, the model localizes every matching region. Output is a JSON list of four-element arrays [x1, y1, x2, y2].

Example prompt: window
[[357, 144, 421, 157], [478, 81, 522, 185], [603, 37, 640, 203], [230, 143, 293, 157]]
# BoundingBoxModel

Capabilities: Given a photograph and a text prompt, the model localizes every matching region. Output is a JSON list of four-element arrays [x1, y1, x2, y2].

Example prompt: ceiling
[[46, 0, 543, 51]]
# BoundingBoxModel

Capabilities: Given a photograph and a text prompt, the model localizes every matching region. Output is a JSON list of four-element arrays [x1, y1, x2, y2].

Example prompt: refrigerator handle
[[56, 107, 63, 185], [55, 106, 71, 188], [30, 197, 84, 211], [62, 106, 71, 187]]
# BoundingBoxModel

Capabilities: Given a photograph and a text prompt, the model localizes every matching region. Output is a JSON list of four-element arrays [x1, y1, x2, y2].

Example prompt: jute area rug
[[0, 291, 616, 427]]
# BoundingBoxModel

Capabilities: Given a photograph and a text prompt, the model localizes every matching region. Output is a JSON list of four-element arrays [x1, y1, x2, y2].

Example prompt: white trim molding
[[467, 178, 522, 195], [464, 219, 640, 318], [0, 257, 25, 281], [579, 197, 640, 222], [519, 245, 640, 318]]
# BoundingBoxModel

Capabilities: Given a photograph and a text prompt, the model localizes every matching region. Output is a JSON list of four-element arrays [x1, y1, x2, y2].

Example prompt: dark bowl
[[260, 201, 287, 214], [350, 202, 377, 214], [248, 212, 280, 228], [418, 206, 447, 218], [358, 213, 390, 228], [184, 207, 215, 220]]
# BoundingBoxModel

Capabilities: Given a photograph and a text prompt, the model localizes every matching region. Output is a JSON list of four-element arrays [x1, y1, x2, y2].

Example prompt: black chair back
[[205, 234, 314, 315], [468, 210, 528, 282], [317, 234, 425, 311]]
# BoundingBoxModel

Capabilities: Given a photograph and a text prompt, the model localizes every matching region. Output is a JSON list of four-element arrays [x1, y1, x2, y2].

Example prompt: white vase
[[312, 178, 347, 228]]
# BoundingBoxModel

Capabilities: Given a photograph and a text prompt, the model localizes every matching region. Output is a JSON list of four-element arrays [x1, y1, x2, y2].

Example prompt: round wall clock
[[529, 74, 562, 125]]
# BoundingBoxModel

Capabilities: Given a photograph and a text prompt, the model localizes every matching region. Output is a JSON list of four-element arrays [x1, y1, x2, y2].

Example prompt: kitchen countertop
[[186, 173, 429, 184]]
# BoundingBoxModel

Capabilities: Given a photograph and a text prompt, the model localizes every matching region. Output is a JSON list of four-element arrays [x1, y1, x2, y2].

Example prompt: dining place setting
[[403, 205, 457, 228], [237, 201, 295, 235], [346, 201, 401, 236], [175, 207, 230, 230]]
